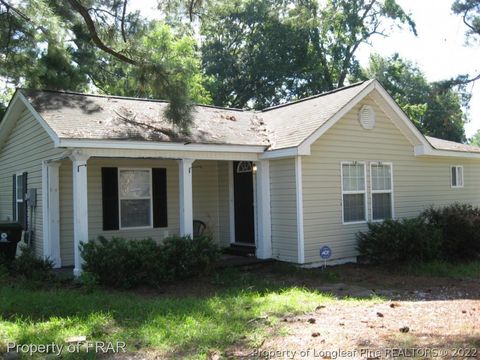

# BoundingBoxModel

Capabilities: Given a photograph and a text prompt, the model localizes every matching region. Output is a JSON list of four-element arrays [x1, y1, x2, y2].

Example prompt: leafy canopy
[[0, 0, 210, 131], [201, 0, 416, 109], [357, 54, 468, 142]]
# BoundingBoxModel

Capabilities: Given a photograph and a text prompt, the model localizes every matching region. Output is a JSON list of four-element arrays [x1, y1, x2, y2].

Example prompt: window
[[370, 163, 393, 221], [451, 166, 464, 188], [16, 173, 24, 220], [341, 162, 367, 223], [118, 169, 153, 228]]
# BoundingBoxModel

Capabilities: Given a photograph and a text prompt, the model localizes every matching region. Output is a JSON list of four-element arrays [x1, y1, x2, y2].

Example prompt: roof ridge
[[261, 80, 372, 112], [19, 88, 247, 113]]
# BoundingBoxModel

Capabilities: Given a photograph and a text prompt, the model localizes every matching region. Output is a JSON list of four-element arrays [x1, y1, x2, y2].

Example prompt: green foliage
[[358, 54, 468, 142], [201, 0, 416, 109], [80, 236, 165, 288], [356, 218, 442, 264], [162, 235, 221, 280], [452, 0, 480, 41], [81, 235, 221, 288], [421, 203, 480, 261], [0, 0, 212, 131], [469, 128, 480, 146], [402, 260, 480, 279], [1, 245, 54, 281], [358, 203, 480, 265], [78, 271, 98, 294]]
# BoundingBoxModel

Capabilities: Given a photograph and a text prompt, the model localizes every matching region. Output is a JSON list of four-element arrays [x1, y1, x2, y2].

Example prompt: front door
[[233, 161, 255, 245]]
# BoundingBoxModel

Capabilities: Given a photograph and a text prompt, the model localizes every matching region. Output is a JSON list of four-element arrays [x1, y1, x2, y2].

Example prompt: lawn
[[0, 262, 479, 359]]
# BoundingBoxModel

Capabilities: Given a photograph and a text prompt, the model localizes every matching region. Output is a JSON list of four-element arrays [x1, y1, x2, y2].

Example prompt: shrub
[[81, 236, 164, 289], [162, 235, 221, 280], [421, 203, 480, 261], [9, 245, 54, 281], [356, 218, 442, 264], [81, 235, 221, 288]]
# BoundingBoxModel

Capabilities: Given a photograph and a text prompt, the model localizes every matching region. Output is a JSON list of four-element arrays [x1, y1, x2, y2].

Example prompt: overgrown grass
[[401, 260, 480, 279], [0, 268, 371, 359]]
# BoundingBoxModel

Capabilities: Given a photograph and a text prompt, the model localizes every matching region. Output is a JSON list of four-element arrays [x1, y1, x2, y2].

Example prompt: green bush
[[356, 218, 442, 264], [357, 203, 480, 265], [421, 203, 480, 261], [80, 236, 164, 289], [162, 235, 221, 280], [9, 246, 54, 281], [81, 235, 221, 288]]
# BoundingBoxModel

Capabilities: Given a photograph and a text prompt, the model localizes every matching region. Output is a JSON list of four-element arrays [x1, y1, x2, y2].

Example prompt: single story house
[[1, 79, 480, 275]]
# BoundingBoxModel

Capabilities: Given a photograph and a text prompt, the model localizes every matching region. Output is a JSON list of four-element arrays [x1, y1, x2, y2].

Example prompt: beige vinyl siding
[[270, 158, 298, 262], [59, 158, 231, 266], [192, 160, 220, 241], [301, 96, 480, 263], [217, 161, 231, 247], [0, 108, 62, 257]]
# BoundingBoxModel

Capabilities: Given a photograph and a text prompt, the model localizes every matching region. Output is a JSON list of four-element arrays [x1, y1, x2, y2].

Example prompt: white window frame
[[450, 165, 464, 188], [341, 161, 367, 225], [118, 168, 154, 230], [370, 162, 394, 222], [16, 172, 24, 221]]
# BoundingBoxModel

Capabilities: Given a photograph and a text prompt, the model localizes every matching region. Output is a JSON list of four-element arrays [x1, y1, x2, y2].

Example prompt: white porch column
[[70, 151, 90, 276], [255, 160, 272, 259], [178, 159, 195, 237], [42, 161, 61, 268]]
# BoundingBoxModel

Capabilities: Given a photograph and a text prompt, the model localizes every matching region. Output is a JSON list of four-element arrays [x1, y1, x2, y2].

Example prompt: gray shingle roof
[[18, 83, 480, 155], [20, 89, 270, 147], [426, 136, 480, 153], [262, 80, 373, 150]]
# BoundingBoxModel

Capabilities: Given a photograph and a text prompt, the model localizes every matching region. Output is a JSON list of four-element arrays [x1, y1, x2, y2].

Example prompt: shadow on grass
[[0, 267, 339, 359]]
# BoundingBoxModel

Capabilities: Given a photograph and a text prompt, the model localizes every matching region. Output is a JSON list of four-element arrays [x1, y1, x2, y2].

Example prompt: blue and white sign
[[320, 246, 332, 260], [0, 233, 8, 243]]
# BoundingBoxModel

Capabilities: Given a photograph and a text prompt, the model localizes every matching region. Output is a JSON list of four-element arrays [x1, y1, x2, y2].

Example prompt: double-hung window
[[451, 165, 464, 188], [16, 173, 24, 221], [341, 162, 367, 223], [370, 163, 393, 221], [118, 169, 153, 229]]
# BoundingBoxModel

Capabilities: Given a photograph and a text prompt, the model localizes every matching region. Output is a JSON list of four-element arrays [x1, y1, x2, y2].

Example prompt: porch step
[[223, 244, 256, 257]]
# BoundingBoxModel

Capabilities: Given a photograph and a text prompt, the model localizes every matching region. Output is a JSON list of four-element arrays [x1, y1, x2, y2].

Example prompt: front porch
[[42, 150, 272, 275]]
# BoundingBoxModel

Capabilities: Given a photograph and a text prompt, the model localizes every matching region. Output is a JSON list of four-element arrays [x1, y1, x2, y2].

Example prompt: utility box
[[26, 188, 37, 208], [0, 222, 23, 261]]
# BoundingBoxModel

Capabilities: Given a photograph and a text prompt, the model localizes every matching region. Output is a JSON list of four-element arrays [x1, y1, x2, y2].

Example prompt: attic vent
[[359, 105, 375, 130]]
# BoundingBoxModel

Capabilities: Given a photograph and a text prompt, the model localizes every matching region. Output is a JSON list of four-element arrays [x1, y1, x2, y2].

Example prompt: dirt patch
[[227, 299, 479, 359], [223, 264, 480, 359]]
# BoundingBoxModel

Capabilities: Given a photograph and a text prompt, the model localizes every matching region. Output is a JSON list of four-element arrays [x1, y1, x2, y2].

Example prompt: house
[[1, 79, 480, 275]]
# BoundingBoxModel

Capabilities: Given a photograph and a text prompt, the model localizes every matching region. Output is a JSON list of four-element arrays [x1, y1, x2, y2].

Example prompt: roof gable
[[0, 91, 60, 152]]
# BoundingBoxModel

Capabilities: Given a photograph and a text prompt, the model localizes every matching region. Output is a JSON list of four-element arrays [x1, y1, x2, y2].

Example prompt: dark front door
[[233, 161, 255, 245]]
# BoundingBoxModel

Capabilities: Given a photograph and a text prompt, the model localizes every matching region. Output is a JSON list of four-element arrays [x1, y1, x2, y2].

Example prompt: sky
[[356, 0, 480, 138]]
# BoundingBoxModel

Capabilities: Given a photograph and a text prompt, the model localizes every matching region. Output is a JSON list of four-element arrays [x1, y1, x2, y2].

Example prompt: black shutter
[[152, 168, 168, 228], [101, 167, 119, 230], [12, 174, 16, 221], [22, 172, 28, 229]]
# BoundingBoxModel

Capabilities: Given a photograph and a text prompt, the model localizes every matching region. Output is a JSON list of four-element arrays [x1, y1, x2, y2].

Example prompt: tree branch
[[121, 0, 128, 43], [462, 10, 477, 33], [67, 0, 137, 65]]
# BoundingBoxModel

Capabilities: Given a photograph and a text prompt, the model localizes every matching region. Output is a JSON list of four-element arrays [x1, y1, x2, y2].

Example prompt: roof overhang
[[57, 138, 267, 154], [414, 144, 480, 159], [260, 146, 310, 160]]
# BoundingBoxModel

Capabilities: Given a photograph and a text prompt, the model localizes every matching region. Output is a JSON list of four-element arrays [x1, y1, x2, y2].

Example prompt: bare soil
[[226, 263, 480, 359]]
